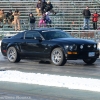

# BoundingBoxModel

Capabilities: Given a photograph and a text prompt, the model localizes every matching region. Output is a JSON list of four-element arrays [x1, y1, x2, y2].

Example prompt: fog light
[[73, 52, 77, 54], [67, 52, 77, 54]]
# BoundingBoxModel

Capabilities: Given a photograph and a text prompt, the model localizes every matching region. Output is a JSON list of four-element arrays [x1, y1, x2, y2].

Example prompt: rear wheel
[[7, 47, 20, 63], [51, 47, 66, 66], [83, 58, 97, 64]]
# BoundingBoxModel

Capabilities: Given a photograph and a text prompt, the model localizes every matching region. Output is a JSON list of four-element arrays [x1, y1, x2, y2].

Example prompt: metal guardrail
[[64, 30, 100, 42]]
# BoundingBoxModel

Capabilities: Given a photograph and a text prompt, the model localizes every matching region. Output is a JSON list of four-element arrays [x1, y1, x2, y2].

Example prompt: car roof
[[24, 28, 62, 33]]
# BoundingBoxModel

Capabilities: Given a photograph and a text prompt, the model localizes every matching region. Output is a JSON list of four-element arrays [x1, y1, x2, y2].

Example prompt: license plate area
[[88, 52, 95, 57]]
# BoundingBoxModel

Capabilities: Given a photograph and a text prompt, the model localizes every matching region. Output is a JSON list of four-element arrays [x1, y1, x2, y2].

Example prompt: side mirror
[[34, 36, 42, 42]]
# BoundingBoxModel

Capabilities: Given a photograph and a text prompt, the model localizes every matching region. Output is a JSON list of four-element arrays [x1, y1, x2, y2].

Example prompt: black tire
[[51, 47, 66, 66], [83, 58, 97, 64], [7, 47, 20, 63], [16, 55, 21, 62]]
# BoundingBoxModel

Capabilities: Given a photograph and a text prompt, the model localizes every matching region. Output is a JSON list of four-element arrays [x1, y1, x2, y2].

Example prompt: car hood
[[51, 38, 97, 45]]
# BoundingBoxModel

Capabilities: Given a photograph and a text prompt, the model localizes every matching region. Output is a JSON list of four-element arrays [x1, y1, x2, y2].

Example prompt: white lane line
[[0, 70, 100, 92]]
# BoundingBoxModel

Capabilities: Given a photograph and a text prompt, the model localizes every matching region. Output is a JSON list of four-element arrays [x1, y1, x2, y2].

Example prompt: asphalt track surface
[[0, 51, 100, 100]]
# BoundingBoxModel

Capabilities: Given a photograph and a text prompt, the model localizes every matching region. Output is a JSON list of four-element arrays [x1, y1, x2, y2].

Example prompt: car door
[[21, 31, 46, 58]]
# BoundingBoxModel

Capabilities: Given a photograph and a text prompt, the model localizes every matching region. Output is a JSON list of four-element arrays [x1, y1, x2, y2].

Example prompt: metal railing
[[0, 14, 99, 31]]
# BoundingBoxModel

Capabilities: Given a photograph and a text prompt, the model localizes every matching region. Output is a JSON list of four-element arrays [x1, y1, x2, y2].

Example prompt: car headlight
[[65, 45, 69, 49], [69, 44, 77, 51], [69, 45, 73, 51], [94, 44, 96, 48], [80, 45, 84, 49]]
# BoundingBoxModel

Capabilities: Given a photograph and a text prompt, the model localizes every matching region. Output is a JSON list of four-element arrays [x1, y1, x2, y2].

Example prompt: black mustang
[[1, 28, 99, 66]]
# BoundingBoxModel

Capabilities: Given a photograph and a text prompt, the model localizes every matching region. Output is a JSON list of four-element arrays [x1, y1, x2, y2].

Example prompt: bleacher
[[0, 0, 100, 41], [0, 0, 100, 30]]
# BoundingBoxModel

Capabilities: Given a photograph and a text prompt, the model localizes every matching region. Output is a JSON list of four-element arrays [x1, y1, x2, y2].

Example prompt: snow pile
[[0, 70, 100, 92], [98, 42, 100, 50]]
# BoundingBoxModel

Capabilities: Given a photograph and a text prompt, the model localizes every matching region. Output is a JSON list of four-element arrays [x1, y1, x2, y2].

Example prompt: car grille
[[79, 44, 96, 51]]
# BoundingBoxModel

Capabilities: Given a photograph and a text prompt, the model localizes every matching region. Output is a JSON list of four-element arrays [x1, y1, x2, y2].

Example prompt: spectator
[[13, 9, 21, 31], [6, 10, 14, 28], [45, 12, 52, 27], [29, 13, 36, 30], [41, 0, 47, 14], [45, 1, 56, 15], [0, 9, 6, 27], [36, 0, 42, 16], [92, 10, 99, 30], [82, 6, 91, 30], [38, 13, 46, 27]]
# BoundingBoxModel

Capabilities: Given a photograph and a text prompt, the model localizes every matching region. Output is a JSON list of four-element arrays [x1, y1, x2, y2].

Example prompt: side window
[[25, 31, 41, 39], [12, 32, 24, 39]]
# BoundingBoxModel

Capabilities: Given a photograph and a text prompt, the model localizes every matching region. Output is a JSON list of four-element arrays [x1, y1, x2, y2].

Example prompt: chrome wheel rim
[[7, 48, 16, 62], [51, 50, 62, 64]]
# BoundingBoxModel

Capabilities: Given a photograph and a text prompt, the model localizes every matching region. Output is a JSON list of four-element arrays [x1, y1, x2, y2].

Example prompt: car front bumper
[[66, 50, 99, 60]]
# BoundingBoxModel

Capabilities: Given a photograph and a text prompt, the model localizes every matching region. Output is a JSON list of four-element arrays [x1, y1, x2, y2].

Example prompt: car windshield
[[40, 30, 72, 40]]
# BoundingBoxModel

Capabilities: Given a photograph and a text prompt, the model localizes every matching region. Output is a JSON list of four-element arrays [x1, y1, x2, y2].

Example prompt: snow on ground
[[0, 70, 100, 92], [98, 42, 100, 49]]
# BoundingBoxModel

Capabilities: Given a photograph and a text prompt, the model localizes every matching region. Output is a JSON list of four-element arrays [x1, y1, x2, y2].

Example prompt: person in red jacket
[[92, 11, 99, 30]]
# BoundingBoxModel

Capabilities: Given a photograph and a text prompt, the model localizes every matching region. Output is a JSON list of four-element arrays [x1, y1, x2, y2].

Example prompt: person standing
[[92, 11, 99, 30], [13, 9, 20, 31], [29, 13, 36, 30], [82, 6, 91, 30]]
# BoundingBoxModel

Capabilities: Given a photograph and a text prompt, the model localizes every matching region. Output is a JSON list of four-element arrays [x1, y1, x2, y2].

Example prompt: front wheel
[[51, 47, 66, 66], [83, 58, 97, 64], [7, 47, 20, 63]]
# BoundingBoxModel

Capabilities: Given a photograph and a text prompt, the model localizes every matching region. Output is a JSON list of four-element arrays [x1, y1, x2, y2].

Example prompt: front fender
[[7, 43, 21, 53], [50, 44, 66, 56]]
